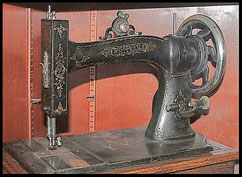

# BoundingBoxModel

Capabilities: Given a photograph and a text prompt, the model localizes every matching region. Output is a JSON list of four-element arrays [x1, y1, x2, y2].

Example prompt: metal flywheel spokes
[[177, 14, 226, 99]]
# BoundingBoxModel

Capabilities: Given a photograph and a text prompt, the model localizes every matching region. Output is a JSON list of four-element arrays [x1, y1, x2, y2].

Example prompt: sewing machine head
[[40, 7, 226, 150]]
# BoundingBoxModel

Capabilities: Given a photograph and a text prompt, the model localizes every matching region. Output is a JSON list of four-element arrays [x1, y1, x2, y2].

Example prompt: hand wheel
[[177, 14, 226, 99]]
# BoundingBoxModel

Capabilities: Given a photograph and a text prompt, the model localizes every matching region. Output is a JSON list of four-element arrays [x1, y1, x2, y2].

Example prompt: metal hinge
[[31, 99, 41, 105]]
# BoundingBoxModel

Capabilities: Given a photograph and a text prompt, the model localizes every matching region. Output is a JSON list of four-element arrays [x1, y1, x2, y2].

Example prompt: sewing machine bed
[[3, 126, 212, 174]]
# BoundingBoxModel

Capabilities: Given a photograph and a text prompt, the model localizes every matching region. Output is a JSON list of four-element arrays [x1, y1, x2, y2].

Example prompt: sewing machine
[[40, 7, 226, 149], [4, 7, 224, 173]]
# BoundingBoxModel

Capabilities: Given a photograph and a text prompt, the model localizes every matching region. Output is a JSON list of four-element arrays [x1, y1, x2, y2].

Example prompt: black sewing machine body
[[40, 9, 226, 158]]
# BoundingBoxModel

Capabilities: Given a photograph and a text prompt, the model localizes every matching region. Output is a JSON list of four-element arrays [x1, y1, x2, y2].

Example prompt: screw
[[165, 103, 179, 112], [43, 107, 49, 111]]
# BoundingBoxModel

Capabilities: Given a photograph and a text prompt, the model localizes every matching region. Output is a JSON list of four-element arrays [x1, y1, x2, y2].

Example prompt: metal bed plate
[[3, 126, 212, 174]]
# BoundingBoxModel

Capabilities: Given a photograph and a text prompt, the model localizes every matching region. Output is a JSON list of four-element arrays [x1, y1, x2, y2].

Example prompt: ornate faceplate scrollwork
[[53, 102, 67, 115], [54, 44, 66, 97], [100, 42, 157, 57], [53, 23, 68, 39]]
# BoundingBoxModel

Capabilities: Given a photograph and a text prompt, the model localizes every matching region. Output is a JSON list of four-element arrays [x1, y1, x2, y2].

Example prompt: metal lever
[[166, 96, 210, 119], [165, 103, 179, 112], [40, 51, 50, 88], [188, 96, 210, 115], [180, 96, 210, 118]]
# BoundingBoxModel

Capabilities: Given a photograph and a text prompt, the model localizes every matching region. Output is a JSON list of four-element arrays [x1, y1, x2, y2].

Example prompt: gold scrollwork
[[100, 41, 157, 57], [174, 89, 186, 111], [70, 46, 90, 67], [54, 44, 66, 97], [53, 102, 67, 115], [53, 23, 68, 39]]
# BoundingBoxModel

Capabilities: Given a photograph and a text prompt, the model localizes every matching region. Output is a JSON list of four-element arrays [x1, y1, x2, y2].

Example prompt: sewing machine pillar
[[145, 72, 195, 141]]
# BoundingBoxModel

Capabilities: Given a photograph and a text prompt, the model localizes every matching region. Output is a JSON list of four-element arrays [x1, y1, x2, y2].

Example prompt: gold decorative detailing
[[154, 127, 166, 139], [80, 55, 90, 63], [71, 36, 164, 70], [70, 53, 77, 61], [71, 36, 190, 78], [119, 139, 132, 147], [174, 89, 186, 111], [100, 41, 157, 57], [70, 46, 90, 67], [54, 43, 66, 97], [78, 36, 164, 48], [154, 126, 195, 139], [54, 23, 68, 38], [102, 139, 132, 151], [53, 102, 67, 115]]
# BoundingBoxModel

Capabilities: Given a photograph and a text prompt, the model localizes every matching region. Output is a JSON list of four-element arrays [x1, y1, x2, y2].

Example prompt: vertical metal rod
[[47, 115, 57, 149], [47, 115, 51, 136], [47, 5, 56, 20], [173, 13, 177, 34], [48, 5, 51, 13], [50, 118, 56, 137]]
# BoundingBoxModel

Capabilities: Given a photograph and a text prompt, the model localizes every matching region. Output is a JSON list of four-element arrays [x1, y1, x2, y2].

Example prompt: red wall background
[[3, 3, 239, 150], [3, 4, 31, 142]]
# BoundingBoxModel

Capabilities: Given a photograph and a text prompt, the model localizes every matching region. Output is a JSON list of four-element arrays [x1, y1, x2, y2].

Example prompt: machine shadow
[[56, 62, 159, 134], [53, 61, 223, 134]]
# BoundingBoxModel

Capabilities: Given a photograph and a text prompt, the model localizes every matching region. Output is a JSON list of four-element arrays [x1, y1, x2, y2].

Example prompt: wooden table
[[3, 138, 238, 174]]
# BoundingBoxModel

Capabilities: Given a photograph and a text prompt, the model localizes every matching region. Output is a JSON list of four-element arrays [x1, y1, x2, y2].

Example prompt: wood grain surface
[[2, 149, 28, 174]]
